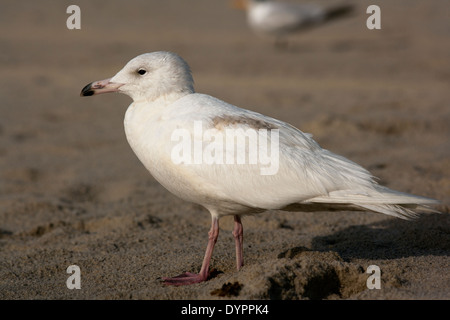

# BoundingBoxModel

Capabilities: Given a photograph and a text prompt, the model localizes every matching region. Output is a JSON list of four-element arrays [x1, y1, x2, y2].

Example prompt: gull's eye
[[137, 68, 147, 75]]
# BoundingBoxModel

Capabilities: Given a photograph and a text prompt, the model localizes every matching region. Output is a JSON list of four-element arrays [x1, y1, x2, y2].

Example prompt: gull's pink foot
[[162, 272, 208, 286], [163, 217, 219, 286]]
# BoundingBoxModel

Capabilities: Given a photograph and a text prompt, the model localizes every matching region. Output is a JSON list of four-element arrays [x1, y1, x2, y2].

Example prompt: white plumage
[[81, 51, 439, 285]]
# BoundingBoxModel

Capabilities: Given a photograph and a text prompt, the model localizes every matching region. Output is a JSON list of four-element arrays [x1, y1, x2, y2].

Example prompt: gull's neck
[[132, 90, 193, 107]]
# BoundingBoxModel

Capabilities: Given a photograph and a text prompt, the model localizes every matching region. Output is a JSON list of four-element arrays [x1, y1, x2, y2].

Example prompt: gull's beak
[[80, 78, 123, 97]]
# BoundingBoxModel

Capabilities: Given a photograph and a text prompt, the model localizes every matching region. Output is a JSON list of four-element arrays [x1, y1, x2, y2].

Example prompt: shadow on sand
[[311, 213, 449, 260]]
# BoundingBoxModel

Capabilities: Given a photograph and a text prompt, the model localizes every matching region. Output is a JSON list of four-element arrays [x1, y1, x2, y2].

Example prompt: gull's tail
[[354, 186, 440, 220], [306, 185, 440, 220]]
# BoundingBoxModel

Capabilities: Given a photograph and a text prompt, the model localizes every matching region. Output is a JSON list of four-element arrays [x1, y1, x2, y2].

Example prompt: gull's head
[[80, 51, 195, 102]]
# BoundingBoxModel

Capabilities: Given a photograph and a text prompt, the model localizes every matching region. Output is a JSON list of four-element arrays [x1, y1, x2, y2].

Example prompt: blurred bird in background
[[232, 0, 354, 47]]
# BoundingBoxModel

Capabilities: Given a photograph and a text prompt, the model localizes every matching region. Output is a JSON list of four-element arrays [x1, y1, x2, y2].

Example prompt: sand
[[0, 0, 449, 300]]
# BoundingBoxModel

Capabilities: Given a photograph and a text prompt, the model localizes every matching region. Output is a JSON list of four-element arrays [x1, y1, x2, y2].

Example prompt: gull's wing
[[148, 93, 438, 219], [155, 93, 377, 213]]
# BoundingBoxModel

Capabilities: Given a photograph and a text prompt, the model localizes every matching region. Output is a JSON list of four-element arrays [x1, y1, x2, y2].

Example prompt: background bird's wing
[[256, 3, 325, 33]]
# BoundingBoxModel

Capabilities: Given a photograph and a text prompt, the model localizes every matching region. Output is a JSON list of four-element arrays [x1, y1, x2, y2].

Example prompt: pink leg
[[163, 217, 219, 286], [233, 215, 244, 270]]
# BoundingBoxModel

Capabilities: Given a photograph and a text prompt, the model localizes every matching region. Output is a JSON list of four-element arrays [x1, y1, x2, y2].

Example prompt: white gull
[[81, 51, 439, 285]]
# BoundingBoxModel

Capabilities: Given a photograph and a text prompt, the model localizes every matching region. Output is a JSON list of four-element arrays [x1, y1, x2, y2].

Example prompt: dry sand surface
[[0, 0, 449, 300]]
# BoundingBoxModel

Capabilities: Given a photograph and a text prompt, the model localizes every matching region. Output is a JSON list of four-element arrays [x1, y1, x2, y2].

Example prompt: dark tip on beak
[[80, 83, 95, 96], [80, 78, 121, 97]]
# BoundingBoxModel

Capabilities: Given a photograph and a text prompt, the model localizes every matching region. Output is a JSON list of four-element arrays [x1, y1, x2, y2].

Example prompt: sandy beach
[[0, 0, 449, 300]]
